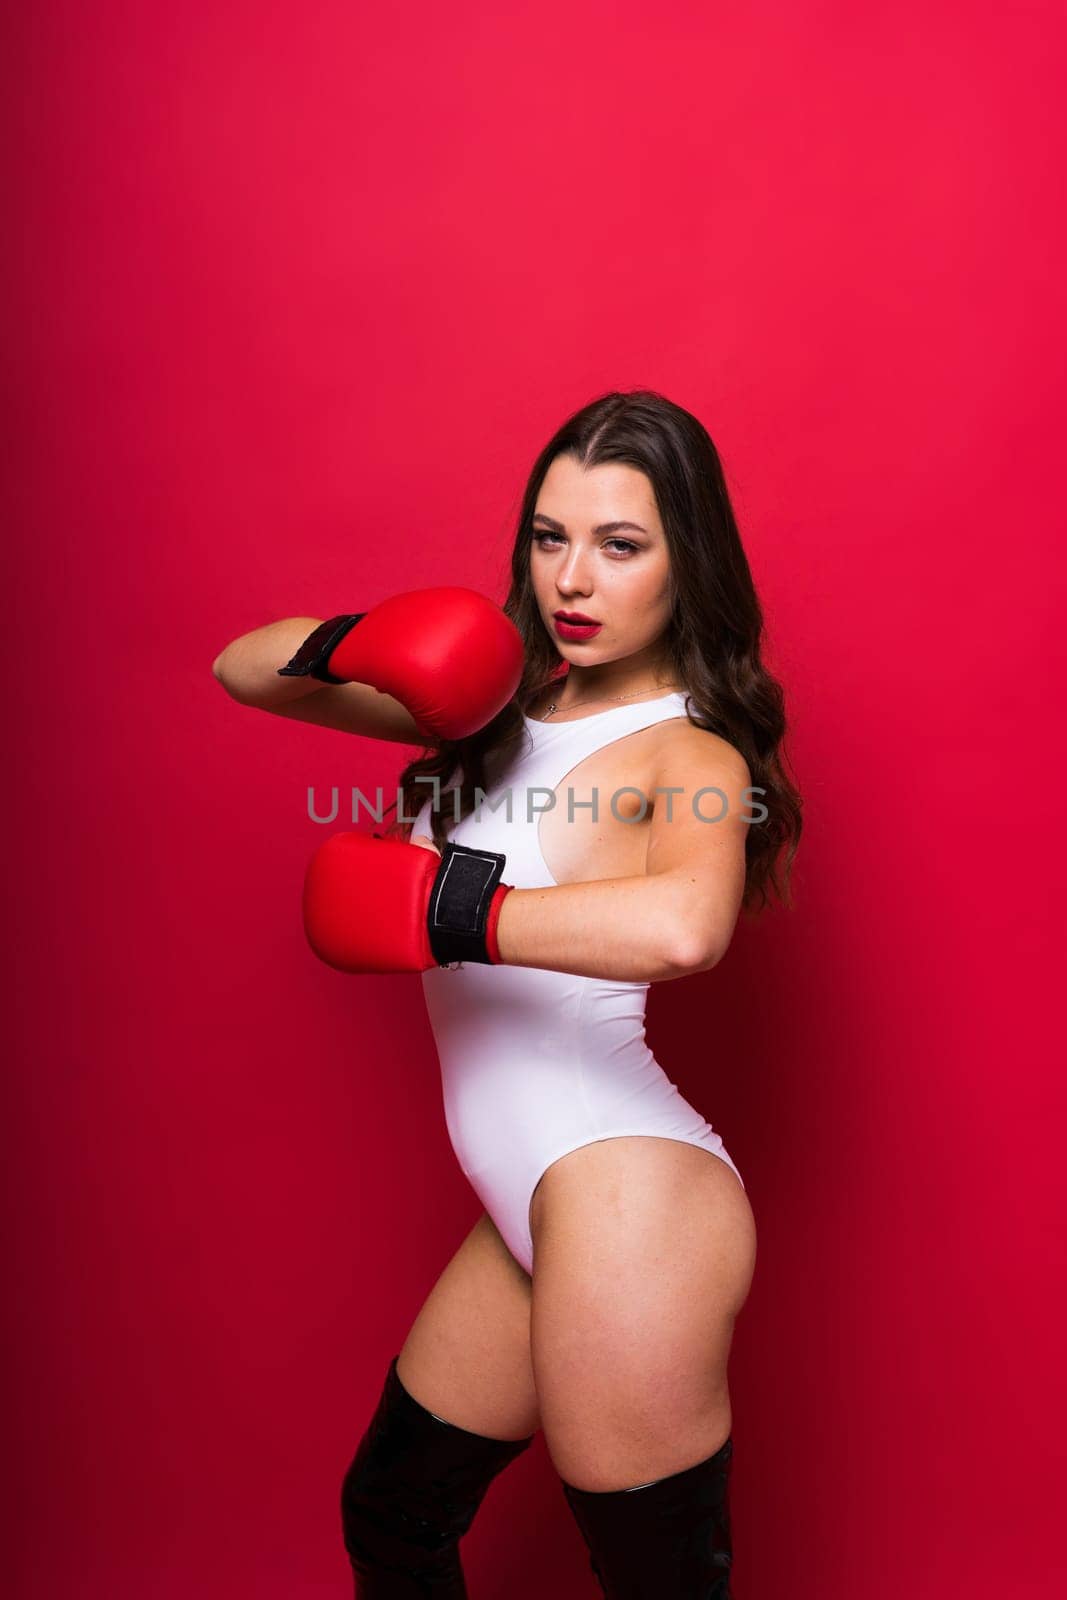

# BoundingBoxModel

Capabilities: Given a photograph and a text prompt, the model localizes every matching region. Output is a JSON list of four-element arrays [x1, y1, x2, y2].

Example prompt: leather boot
[[340, 1354, 535, 1597], [560, 1435, 734, 1598]]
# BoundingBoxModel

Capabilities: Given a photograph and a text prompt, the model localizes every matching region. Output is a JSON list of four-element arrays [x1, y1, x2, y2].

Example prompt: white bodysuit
[[411, 690, 744, 1276]]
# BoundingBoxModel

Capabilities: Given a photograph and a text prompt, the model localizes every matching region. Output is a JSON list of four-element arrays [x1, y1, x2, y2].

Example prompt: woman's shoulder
[[653, 710, 752, 789]]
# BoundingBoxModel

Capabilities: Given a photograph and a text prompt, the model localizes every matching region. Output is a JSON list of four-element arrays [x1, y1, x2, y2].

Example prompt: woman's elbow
[[212, 651, 236, 693], [211, 650, 254, 704], [662, 924, 727, 977]]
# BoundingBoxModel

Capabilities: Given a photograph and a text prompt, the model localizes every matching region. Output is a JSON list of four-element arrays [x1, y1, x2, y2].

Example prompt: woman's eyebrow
[[532, 513, 649, 535]]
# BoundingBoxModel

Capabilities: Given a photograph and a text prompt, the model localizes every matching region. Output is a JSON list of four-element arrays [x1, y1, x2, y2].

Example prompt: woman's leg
[[559, 1434, 736, 1598], [395, 1210, 540, 1440], [529, 1137, 756, 1596], [340, 1212, 540, 1596]]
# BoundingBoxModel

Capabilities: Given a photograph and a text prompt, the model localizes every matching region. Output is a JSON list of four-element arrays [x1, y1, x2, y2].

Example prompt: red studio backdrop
[[5, 4, 1065, 1596]]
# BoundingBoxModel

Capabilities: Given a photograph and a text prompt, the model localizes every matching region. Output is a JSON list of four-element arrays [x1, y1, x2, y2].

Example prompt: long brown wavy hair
[[380, 389, 803, 916]]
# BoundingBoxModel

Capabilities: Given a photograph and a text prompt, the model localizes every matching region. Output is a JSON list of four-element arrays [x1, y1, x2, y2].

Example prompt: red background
[[6, 3, 1065, 1595]]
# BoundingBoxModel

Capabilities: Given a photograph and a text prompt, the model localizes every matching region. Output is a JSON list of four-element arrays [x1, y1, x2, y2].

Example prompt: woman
[[213, 389, 802, 1597]]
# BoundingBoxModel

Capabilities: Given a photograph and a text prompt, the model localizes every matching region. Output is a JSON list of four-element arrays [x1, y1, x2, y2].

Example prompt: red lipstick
[[553, 611, 602, 642]]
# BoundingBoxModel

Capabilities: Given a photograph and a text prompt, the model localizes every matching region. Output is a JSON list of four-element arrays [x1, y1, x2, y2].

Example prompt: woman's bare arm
[[493, 726, 751, 983], [211, 617, 427, 744]]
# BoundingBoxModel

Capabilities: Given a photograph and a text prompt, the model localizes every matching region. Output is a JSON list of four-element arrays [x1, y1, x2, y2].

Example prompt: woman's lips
[[553, 616, 603, 641]]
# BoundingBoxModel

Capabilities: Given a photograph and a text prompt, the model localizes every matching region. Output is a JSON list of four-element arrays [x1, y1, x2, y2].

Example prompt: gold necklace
[[539, 682, 682, 720]]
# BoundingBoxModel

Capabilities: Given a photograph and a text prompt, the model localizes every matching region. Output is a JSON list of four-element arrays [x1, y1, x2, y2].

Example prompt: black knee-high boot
[[560, 1435, 734, 1599], [340, 1354, 535, 1597]]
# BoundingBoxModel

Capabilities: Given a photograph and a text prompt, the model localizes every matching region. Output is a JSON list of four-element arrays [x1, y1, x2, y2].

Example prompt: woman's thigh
[[395, 1210, 540, 1442], [529, 1137, 757, 1490]]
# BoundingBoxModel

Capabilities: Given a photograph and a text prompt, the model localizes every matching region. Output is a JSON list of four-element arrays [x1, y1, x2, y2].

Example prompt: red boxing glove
[[303, 831, 514, 974], [277, 586, 524, 742]]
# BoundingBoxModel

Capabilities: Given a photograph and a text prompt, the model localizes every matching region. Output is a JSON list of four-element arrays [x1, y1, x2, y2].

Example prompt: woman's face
[[529, 455, 674, 669]]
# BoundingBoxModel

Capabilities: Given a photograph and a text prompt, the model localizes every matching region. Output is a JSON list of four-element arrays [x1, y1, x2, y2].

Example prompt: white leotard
[[411, 690, 743, 1276]]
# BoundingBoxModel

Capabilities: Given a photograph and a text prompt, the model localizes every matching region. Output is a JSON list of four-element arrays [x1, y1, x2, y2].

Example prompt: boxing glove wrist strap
[[428, 843, 512, 966], [277, 614, 367, 682]]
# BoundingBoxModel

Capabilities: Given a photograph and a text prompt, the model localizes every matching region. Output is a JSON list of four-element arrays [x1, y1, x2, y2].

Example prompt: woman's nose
[[557, 558, 594, 594]]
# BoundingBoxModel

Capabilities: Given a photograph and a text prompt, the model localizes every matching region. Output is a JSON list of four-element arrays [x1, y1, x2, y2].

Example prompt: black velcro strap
[[427, 843, 507, 966], [276, 613, 367, 682]]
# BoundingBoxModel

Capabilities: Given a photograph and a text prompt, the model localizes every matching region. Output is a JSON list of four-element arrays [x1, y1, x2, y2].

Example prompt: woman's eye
[[532, 532, 638, 557]]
